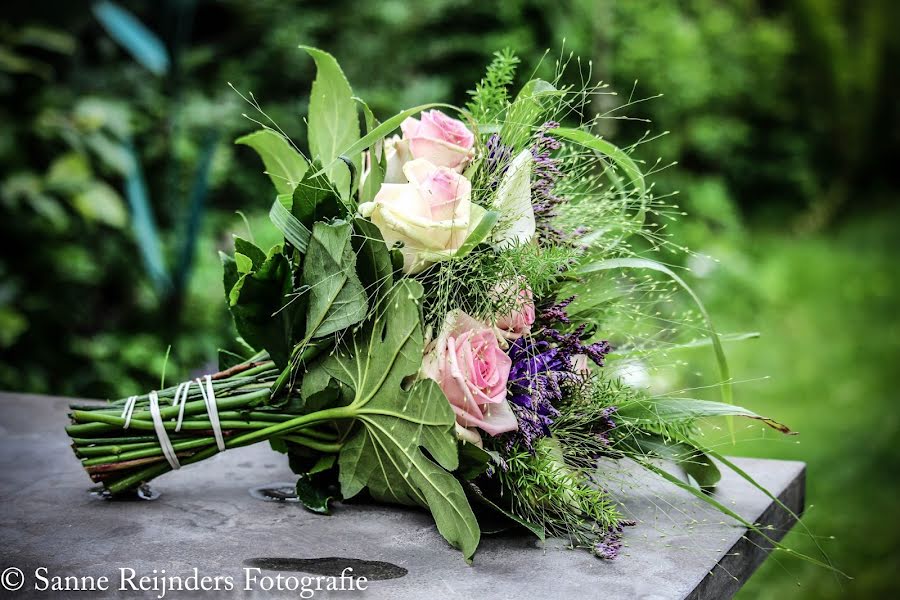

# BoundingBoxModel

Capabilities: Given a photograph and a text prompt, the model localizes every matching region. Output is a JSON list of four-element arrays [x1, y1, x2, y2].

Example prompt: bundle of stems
[[66, 351, 339, 495]]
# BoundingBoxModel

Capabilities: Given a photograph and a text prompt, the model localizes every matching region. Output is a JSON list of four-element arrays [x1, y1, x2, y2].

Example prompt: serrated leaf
[[234, 237, 266, 269], [228, 246, 295, 367], [236, 129, 308, 195], [300, 221, 368, 340], [301, 46, 359, 200], [291, 166, 343, 226], [351, 217, 393, 305], [310, 280, 480, 559]]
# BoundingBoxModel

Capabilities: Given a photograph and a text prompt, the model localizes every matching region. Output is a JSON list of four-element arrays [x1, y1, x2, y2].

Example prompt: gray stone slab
[[0, 393, 804, 599]]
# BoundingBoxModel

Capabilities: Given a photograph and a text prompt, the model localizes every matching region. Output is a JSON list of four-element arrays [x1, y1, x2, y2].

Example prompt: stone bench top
[[0, 392, 804, 599]]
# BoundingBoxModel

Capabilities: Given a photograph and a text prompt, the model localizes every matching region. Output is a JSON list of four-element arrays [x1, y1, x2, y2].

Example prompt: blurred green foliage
[[0, 1, 897, 596]]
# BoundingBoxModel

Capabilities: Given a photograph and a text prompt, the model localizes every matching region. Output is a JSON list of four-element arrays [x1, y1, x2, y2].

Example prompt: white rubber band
[[197, 375, 225, 452], [121, 395, 139, 429], [149, 390, 180, 470], [171, 381, 188, 406], [174, 380, 191, 432]]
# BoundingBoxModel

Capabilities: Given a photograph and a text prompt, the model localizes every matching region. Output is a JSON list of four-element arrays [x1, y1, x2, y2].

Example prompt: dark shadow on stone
[[243, 557, 408, 581]]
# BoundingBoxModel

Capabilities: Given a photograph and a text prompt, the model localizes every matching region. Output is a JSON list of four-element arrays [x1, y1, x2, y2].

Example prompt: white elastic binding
[[196, 375, 225, 452], [149, 390, 180, 470], [121, 395, 139, 429], [173, 380, 191, 432]]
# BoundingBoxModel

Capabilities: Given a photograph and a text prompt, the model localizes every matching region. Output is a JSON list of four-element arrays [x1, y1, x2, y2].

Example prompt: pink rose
[[494, 282, 536, 341], [422, 311, 518, 445], [401, 110, 475, 171]]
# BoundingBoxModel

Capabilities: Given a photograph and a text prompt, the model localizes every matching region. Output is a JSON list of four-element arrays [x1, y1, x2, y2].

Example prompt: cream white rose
[[359, 159, 484, 273]]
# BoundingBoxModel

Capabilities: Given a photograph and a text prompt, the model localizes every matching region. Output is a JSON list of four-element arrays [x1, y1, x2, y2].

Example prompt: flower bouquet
[[66, 47, 800, 562]]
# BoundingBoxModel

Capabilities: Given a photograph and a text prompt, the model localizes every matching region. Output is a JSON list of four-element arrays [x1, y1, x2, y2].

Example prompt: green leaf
[[455, 209, 499, 257], [228, 246, 295, 367], [309, 280, 480, 559], [93, 1, 169, 76], [221, 251, 238, 296], [295, 472, 336, 515], [308, 454, 336, 476], [351, 217, 394, 305], [357, 98, 385, 204], [617, 396, 794, 434], [300, 221, 368, 340], [234, 237, 266, 269], [301, 46, 360, 200], [456, 442, 492, 481], [72, 181, 127, 228], [608, 332, 761, 359], [236, 129, 308, 195], [291, 166, 343, 227]]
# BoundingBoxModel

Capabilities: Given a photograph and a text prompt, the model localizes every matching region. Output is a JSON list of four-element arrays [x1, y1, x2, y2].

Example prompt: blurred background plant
[[0, 0, 897, 597]]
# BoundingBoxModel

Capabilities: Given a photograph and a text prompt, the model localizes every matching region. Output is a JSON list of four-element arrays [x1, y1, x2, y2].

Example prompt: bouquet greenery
[[67, 47, 802, 562]]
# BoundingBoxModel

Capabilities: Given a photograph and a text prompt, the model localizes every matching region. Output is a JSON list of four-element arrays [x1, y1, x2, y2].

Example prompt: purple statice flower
[[484, 133, 513, 189], [539, 296, 575, 325], [592, 519, 636, 559], [504, 295, 613, 451], [506, 337, 566, 450], [531, 121, 568, 243], [542, 324, 611, 368]]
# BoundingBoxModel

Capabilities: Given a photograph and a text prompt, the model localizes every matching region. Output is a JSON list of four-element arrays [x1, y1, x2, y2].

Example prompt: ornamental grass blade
[[616, 397, 794, 435], [306, 279, 481, 560], [579, 257, 736, 439]]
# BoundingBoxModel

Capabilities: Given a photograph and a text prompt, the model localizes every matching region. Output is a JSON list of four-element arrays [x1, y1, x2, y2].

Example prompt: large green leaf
[[227, 245, 295, 367], [307, 280, 480, 559], [291, 166, 344, 226], [616, 396, 793, 434], [300, 221, 368, 341], [236, 129, 309, 195], [351, 218, 394, 305], [302, 46, 359, 200]]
